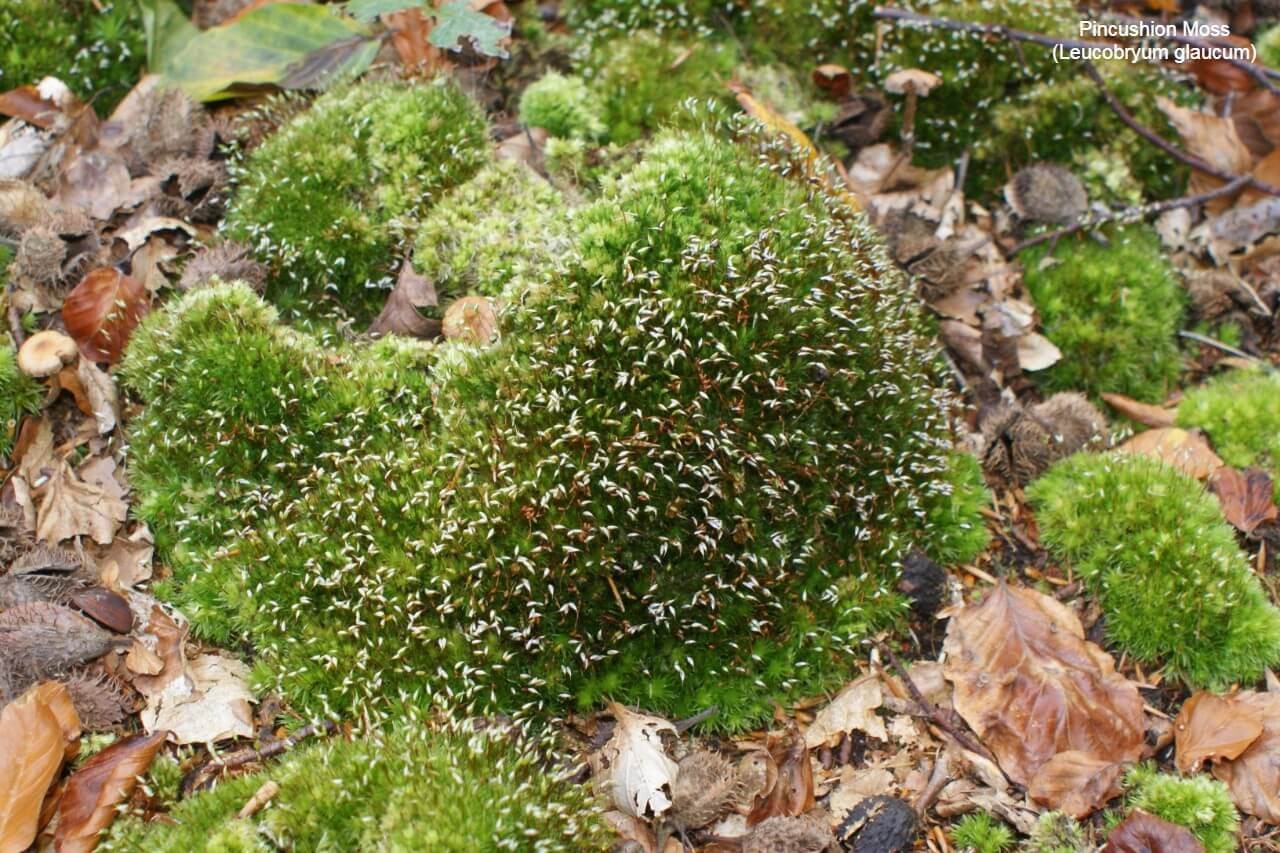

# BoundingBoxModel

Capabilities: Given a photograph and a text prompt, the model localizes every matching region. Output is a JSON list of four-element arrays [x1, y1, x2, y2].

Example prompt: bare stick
[[183, 720, 339, 796], [877, 642, 994, 762], [1178, 329, 1263, 362]]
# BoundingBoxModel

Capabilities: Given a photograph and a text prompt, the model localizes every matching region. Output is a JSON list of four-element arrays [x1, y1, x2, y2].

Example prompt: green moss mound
[[412, 159, 572, 304], [1021, 225, 1184, 403], [1028, 452, 1280, 689], [223, 78, 489, 320], [103, 721, 607, 852], [1177, 368, 1280, 492], [951, 811, 1015, 853], [125, 128, 979, 728], [1258, 24, 1280, 69], [1124, 764, 1238, 853], [0, 0, 143, 114], [0, 344, 42, 458], [519, 72, 606, 141]]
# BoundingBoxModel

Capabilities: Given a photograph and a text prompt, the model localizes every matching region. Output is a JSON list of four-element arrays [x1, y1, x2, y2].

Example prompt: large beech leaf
[[1208, 690, 1280, 823], [61, 268, 149, 365], [55, 730, 168, 853], [1174, 691, 1264, 774], [1028, 750, 1126, 818], [942, 584, 1145, 789], [593, 703, 678, 820], [1208, 467, 1278, 535], [0, 682, 81, 853], [1103, 809, 1205, 853], [160, 4, 378, 102], [429, 0, 511, 58]]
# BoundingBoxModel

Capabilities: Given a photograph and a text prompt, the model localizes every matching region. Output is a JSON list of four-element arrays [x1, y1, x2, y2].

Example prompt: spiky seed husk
[[1005, 164, 1087, 225], [13, 226, 66, 285], [178, 242, 268, 292], [980, 393, 1107, 485], [0, 572, 85, 608], [670, 749, 739, 830], [742, 812, 836, 853], [63, 669, 131, 729], [11, 543, 94, 578], [0, 601, 121, 680], [0, 179, 52, 235]]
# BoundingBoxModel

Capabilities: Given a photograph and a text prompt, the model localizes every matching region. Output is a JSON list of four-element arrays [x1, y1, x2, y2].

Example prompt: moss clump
[[412, 160, 572, 304], [1124, 764, 1238, 853], [1021, 225, 1184, 402], [223, 78, 489, 320], [1026, 812, 1087, 853], [519, 72, 607, 141], [1028, 452, 1280, 688], [103, 721, 607, 852], [126, 127, 977, 728], [951, 812, 1015, 853], [1258, 24, 1280, 69], [0, 344, 43, 458], [1177, 368, 1280, 492], [0, 0, 143, 114], [928, 452, 991, 565]]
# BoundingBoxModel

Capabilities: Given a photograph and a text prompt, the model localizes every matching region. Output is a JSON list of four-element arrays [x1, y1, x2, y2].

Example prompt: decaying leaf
[[370, 257, 441, 339], [594, 702, 679, 820], [748, 725, 814, 825], [1103, 809, 1205, 853], [0, 682, 81, 853], [804, 674, 885, 749], [1157, 97, 1251, 201], [140, 653, 254, 745], [61, 268, 150, 365], [1174, 692, 1263, 774], [1027, 750, 1125, 818], [1101, 393, 1178, 429], [35, 461, 128, 545], [1208, 467, 1278, 535], [942, 584, 1145, 788], [442, 295, 497, 345], [1117, 428, 1223, 480], [1208, 690, 1280, 823], [54, 729, 167, 852]]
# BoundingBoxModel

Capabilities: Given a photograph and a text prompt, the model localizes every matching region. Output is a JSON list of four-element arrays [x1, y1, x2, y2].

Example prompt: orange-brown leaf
[[1103, 809, 1205, 853], [1028, 751, 1126, 818], [1209, 690, 1280, 823], [0, 682, 81, 853], [1208, 467, 1278, 535], [942, 584, 1145, 787], [55, 730, 168, 853], [747, 725, 813, 825], [61, 268, 149, 364], [1117, 427, 1223, 480], [1100, 393, 1177, 429], [1174, 691, 1263, 774]]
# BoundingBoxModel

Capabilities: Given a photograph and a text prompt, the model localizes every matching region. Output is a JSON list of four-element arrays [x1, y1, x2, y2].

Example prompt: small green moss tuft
[[1021, 225, 1184, 403], [1028, 452, 1280, 688], [412, 159, 573, 304], [926, 451, 991, 565], [1124, 764, 1238, 853], [0, 344, 43, 458], [519, 71, 607, 140], [1177, 368, 1280, 493], [223, 78, 490, 320], [103, 721, 607, 852], [1258, 24, 1280, 69], [1026, 811, 1087, 853], [951, 812, 1015, 853]]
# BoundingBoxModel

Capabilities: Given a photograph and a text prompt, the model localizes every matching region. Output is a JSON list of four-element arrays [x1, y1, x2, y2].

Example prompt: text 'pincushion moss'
[[1028, 452, 1280, 689], [222, 78, 489, 320], [124, 128, 984, 729]]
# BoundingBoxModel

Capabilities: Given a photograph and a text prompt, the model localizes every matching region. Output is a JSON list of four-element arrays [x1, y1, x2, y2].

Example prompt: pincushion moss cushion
[[123, 127, 986, 729]]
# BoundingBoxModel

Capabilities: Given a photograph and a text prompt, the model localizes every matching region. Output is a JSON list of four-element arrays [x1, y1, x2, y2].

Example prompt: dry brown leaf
[[93, 523, 154, 589], [35, 461, 128, 545], [601, 811, 657, 853], [804, 674, 885, 748], [369, 257, 440, 339], [1208, 467, 1278, 535], [0, 85, 60, 128], [594, 703, 679, 820], [1103, 809, 1205, 853], [1157, 97, 1252, 206], [140, 653, 254, 745], [58, 151, 132, 221], [748, 725, 814, 825], [1174, 691, 1263, 774], [128, 606, 186, 694], [1100, 393, 1178, 428], [442, 295, 497, 345], [1117, 428, 1224, 480], [55, 729, 167, 853], [61, 268, 150, 365], [942, 584, 1145, 788], [0, 682, 81, 853], [1209, 690, 1280, 822], [1027, 750, 1125, 817]]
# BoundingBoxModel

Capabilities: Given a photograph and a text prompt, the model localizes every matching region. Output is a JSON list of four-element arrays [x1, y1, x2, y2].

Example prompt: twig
[[913, 747, 952, 817], [183, 720, 339, 796], [5, 283, 23, 349], [877, 642, 994, 762], [1178, 329, 1264, 362], [673, 705, 718, 734], [1011, 174, 1252, 253]]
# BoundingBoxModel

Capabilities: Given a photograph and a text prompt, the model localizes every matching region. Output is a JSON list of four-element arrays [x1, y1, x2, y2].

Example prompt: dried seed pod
[[742, 812, 836, 853], [1031, 392, 1108, 456], [836, 795, 917, 853], [12, 226, 66, 285], [11, 543, 92, 577], [1005, 164, 1087, 225], [0, 572, 85, 608], [178, 242, 267, 292], [62, 670, 131, 729], [0, 179, 52, 234], [980, 393, 1108, 486], [0, 601, 123, 678], [670, 749, 739, 831]]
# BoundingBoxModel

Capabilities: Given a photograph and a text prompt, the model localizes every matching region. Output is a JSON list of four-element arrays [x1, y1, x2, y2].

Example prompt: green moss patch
[[1178, 368, 1280, 492], [1124, 764, 1239, 853], [0, 343, 43, 459], [1028, 452, 1280, 689]]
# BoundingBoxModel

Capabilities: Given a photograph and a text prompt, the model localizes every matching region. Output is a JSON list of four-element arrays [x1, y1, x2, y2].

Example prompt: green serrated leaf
[[346, 0, 424, 24], [160, 4, 378, 102], [428, 0, 510, 59]]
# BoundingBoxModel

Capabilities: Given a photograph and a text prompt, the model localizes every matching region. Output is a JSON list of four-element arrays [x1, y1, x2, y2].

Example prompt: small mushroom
[[18, 330, 78, 378], [882, 69, 941, 156]]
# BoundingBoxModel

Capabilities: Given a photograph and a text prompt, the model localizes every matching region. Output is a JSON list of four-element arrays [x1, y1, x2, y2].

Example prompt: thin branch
[[1011, 173, 1251, 253], [877, 642, 994, 762], [1178, 329, 1263, 362], [183, 720, 339, 796]]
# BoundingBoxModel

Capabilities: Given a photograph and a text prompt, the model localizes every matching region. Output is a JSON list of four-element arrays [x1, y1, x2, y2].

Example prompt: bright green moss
[[223, 78, 489, 321], [951, 812, 1015, 853], [1258, 24, 1280, 69], [1178, 368, 1280, 493], [103, 721, 607, 852], [412, 160, 572, 304], [1124, 764, 1239, 853], [126, 127, 978, 729], [1028, 452, 1280, 689], [927, 451, 991, 565], [519, 72, 606, 141], [1021, 225, 1184, 403], [0, 0, 143, 114], [0, 344, 43, 458], [1026, 812, 1087, 853]]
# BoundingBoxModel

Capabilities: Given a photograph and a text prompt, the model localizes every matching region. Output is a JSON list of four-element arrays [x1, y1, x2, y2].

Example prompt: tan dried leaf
[[35, 461, 128, 545], [1117, 428, 1223, 480], [942, 584, 1145, 787], [1209, 690, 1280, 822], [1101, 393, 1178, 429], [0, 682, 81, 853], [804, 674, 885, 748], [748, 725, 814, 824], [1174, 691, 1263, 774], [1027, 750, 1125, 817], [1157, 97, 1252, 200], [1208, 467, 1278, 535], [369, 257, 441, 339], [55, 729, 167, 852], [140, 653, 254, 745], [595, 703, 678, 820], [442, 295, 498, 345]]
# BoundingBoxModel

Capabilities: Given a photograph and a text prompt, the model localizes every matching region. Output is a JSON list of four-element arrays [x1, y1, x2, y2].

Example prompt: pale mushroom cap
[[884, 69, 942, 96], [18, 330, 78, 378]]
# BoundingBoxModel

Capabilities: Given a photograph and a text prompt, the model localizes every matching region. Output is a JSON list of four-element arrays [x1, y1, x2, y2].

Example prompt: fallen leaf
[[128, 606, 185, 695], [428, 0, 512, 59], [57, 151, 133, 221], [804, 674, 885, 748], [442, 295, 497, 345], [735, 90, 819, 168], [1174, 692, 1263, 774], [0, 682, 81, 853], [1016, 332, 1062, 372], [1027, 751, 1125, 817], [595, 703, 679, 820], [0, 86, 60, 128], [942, 584, 1145, 788], [62, 268, 150, 364], [35, 461, 128, 545], [139, 653, 254, 745], [748, 725, 814, 825], [1208, 467, 1278, 535], [55, 729, 167, 853], [601, 810, 657, 853], [55, 360, 120, 435], [1157, 97, 1252, 204], [1209, 690, 1280, 822], [1117, 428, 1223, 480], [1100, 393, 1178, 429], [827, 766, 894, 822], [369, 257, 440, 339], [1103, 809, 1205, 853], [93, 523, 154, 589]]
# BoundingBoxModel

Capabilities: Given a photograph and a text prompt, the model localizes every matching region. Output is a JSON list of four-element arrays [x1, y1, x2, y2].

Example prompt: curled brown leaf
[[55, 729, 168, 853], [1208, 467, 1278, 535], [1174, 691, 1264, 774], [1103, 809, 1205, 853], [61, 268, 150, 364]]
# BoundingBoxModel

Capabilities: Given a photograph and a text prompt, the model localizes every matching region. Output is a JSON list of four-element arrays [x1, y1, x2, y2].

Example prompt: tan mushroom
[[882, 69, 941, 157], [18, 330, 78, 378]]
